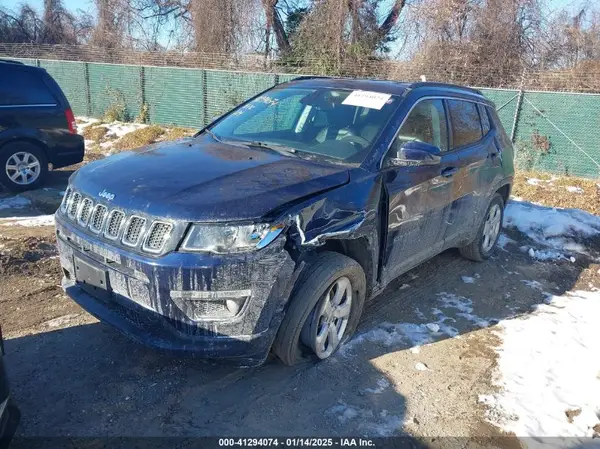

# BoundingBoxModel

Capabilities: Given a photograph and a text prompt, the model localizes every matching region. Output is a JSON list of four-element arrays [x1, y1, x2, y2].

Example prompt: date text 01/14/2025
[[218, 438, 376, 447]]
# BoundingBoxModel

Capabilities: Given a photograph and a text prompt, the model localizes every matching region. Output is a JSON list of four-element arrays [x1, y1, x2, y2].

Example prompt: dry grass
[[82, 123, 108, 142], [163, 127, 196, 141], [114, 125, 165, 150], [513, 171, 600, 215]]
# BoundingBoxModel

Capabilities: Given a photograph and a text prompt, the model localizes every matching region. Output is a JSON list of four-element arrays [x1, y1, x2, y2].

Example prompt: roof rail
[[290, 75, 333, 82], [408, 81, 484, 96], [0, 59, 25, 65]]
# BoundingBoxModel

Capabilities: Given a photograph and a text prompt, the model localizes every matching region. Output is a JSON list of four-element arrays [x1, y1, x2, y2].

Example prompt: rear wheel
[[0, 142, 48, 192], [459, 193, 505, 262], [273, 252, 366, 366]]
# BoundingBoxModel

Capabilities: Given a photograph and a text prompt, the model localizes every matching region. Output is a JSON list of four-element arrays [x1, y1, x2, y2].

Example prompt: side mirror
[[387, 141, 442, 167]]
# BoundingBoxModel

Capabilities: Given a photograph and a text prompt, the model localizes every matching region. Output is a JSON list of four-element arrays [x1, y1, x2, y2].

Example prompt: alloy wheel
[[5, 151, 41, 186]]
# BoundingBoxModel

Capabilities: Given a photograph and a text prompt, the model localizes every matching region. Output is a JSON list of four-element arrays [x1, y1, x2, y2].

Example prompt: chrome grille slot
[[122, 216, 146, 246], [90, 204, 108, 233], [77, 198, 94, 226], [143, 222, 173, 252], [105, 210, 125, 240], [61, 187, 72, 213], [68, 192, 81, 219]]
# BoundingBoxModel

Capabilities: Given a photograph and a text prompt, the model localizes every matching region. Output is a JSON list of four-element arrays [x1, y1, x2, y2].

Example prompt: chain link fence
[[2, 44, 600, 178]]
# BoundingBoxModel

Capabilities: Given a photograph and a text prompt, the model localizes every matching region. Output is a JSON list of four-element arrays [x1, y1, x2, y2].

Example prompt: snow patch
[[482, 290, 600, 444], [0, 215, 55, 227], [327, 402, 403, 436], [461, 276, 475, 284], [505, 200, 600, 259], [497, 233, 516, 250], [0, 196, 31, 210], [364, 378, 390, 394], [566, 186, 584, 194], [342, 292, 490, 354]]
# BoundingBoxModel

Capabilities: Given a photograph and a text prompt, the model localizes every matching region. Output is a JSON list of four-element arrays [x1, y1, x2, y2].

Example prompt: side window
[[447, 100, 482, 148], [478, 104, 491, 136], [0, 69, 57, 106], [233, 94, 305, 136], [393, 99, 448, 152]]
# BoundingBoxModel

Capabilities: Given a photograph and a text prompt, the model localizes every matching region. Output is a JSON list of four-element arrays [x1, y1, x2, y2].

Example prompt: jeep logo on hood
[[99, 189, 115, 201]]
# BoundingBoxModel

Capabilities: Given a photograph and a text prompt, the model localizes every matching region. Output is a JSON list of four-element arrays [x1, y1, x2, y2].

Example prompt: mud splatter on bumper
[[55, 215, 296, 366]]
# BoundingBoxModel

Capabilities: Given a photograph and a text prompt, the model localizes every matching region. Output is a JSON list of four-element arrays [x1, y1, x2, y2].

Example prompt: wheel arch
[[313, 237, 376, 299], [0, 137, 51, 164]]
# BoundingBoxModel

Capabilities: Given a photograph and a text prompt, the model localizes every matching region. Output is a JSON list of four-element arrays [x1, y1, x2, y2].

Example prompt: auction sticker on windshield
[[342, 90, 392, 110]]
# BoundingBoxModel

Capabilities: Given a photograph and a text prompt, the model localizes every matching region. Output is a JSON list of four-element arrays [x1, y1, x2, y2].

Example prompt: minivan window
[[0, 69, 57, 106], [210, 87, 400, 163], [393, 99, 448, 152], [447, 100, 482, 148], [478, 104, 491, 136]]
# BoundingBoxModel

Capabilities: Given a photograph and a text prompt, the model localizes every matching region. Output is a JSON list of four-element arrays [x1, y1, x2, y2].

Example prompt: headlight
[[181, 223, 284, 253]]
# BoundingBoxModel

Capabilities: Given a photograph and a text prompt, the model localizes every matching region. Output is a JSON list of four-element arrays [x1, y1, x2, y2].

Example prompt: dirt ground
[[1, 168, 600, 447]]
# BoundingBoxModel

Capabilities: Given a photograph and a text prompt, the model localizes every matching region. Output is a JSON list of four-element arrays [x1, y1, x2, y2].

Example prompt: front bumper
[[55, 215, 297, 366]]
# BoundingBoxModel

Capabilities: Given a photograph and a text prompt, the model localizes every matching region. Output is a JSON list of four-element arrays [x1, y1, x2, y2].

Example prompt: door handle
[[441, 167, 458, 177]]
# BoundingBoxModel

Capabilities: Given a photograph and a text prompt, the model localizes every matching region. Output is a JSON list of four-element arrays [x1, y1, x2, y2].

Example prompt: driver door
[[381, 99, 459, 284]]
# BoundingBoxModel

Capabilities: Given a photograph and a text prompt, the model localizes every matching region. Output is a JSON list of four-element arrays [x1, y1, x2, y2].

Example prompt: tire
[[459, 193, 505, 262], [273, 251, 366, 366], [0, 141, 48, 192]]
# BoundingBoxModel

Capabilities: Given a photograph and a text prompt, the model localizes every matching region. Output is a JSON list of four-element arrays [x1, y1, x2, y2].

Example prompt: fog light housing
[[170, 289, 250, 321]]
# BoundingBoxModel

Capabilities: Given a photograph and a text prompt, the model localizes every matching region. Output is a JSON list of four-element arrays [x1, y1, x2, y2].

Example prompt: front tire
[[0, 142, 48, 192], [459, 193, 505, 262], [273, 252, 366, 366]]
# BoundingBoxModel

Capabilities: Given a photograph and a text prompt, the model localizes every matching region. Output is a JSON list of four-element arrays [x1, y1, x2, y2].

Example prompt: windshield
[[209, 86, 400, 163]]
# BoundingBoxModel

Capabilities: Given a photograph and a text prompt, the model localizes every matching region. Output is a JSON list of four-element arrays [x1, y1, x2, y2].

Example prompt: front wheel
[[459, 193, 505, 262], [272, 252, 366, 366]]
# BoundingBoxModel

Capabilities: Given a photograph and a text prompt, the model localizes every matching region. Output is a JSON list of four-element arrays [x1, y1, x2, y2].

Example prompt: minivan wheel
[[272, 252, 366, 366], [459, 193, 505, 262], [0, 142, 48, 192]]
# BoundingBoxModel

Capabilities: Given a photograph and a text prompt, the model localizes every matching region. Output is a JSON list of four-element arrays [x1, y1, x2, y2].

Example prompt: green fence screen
[[14, 58, 600, 179]]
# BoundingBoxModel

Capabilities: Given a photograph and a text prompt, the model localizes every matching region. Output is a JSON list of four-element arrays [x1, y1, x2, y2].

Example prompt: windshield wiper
[[204, 128, 220, 142], [241, 140, 298, 157]]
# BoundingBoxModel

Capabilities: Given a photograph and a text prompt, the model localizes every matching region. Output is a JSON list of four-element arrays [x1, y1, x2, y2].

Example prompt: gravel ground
[[2, 170, 599, 448]]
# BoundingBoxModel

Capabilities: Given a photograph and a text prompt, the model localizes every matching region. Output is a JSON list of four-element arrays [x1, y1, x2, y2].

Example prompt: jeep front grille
[[68, 192, 81, 219], [122, 216, 146, 246], [143, 222, 173, 252], [90, 205, 108, 233], [61, 187, 72, 213], [62, 189, 174, 254], [77, 198, 94, 226], [105, 210, 125, 239]]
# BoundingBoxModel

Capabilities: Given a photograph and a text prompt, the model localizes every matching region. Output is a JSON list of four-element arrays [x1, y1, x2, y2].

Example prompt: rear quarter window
[[447, 99, 482, 148], [0, 68, 57, 106], [478, 104, 491, 136]]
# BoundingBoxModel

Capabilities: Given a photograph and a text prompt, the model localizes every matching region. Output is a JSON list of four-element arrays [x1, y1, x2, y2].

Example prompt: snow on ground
[[76, 117, 99, 133], [481, 290, 600, 446], [504, 199, 600, 261], [0, 215, 55, 227], [341, 292, 492, 355], [0, 196, 31, 210]]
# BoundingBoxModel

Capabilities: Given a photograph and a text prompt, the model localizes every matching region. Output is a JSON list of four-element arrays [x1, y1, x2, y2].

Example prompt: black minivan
[[0, 59, 84, 192]]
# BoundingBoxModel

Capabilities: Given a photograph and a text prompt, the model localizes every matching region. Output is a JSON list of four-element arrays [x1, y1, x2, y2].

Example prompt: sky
[[0, 0, 583, 17]]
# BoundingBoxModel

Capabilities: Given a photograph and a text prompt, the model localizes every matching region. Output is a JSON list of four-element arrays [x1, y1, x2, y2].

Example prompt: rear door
[[380, 98, 459, 284], [442, 99, 491, 244], [0, 65, 64, 144]]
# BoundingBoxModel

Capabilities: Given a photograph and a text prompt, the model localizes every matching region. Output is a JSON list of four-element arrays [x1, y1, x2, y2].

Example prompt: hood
[[71, 136, 350, 222]]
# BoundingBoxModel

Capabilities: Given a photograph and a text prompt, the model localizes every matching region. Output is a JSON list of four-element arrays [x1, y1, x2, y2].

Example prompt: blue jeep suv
[[55, 78, 514, 366]]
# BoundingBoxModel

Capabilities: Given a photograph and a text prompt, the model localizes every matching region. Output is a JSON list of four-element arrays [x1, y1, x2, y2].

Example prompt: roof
[[282, 76, 487, 102]]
